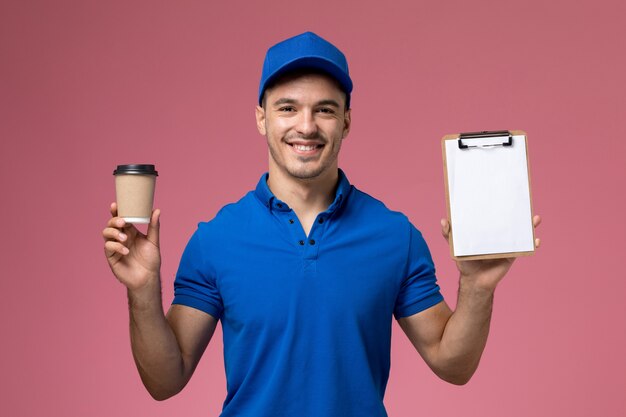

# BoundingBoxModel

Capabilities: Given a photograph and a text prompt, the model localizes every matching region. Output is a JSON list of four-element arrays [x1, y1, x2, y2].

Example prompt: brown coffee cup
[[113, 164, 158, 223]]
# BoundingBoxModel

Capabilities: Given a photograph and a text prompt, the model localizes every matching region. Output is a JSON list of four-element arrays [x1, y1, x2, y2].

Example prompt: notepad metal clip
[[458, 130, 512, 149]]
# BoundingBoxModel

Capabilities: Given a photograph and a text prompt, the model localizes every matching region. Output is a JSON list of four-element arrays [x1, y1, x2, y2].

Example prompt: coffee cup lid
[[113, 164, 158, 176]]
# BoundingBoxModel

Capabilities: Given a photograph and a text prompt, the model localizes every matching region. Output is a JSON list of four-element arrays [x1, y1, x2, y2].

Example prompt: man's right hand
[[102, 202, 217, 401], [102, 202, 161, 291]]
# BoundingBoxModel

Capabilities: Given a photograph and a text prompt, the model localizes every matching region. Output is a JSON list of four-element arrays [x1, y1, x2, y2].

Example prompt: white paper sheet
[[445, 134, 534, 257]]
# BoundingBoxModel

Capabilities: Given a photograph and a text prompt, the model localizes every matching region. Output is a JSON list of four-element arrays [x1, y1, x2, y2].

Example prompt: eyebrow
[[271, 98, 341, 108], [316, 99, 341, 108], [272, 98, 297, 106]]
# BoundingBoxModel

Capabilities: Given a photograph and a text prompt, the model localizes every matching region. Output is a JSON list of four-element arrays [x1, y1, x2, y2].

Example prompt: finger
[[102, 227, 128, 243], [106, 216, 140, 245], [533, 214, 541, 228], [106, 216, 135, 231], [440, 218, 451, 242], [535, 238, 541, 249], [110, 202, 118, 217], [146, 208, 160, 247], [104, 240, 130, 257], [107, 215, 125, 228]]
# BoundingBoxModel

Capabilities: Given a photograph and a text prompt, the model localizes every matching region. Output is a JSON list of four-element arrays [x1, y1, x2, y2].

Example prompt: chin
[[285, 164, 330, 180], [288, 169, 324, 180]]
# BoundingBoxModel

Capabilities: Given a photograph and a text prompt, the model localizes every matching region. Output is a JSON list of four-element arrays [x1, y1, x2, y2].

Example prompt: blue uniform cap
[[259, 31, 353, 108]]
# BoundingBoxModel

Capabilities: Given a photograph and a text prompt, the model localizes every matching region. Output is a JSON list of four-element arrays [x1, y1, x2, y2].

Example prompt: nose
[[295, 109, 318, 138]]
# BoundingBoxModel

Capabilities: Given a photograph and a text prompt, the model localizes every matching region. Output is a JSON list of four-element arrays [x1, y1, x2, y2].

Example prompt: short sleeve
[[172, 226, 224, 320], [393, 223, 444, 319]]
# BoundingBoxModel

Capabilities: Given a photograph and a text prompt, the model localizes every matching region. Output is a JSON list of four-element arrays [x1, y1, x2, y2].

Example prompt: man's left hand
[[441, 215, 542, 292]]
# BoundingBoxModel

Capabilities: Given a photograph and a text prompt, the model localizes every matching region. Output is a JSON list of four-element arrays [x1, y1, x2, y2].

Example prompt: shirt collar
[[254, 168, 352, 213]]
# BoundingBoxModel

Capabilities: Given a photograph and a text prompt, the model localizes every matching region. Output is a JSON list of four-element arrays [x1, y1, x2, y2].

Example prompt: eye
[[317, 107, 335, 114], [278, 106, 295, 112]]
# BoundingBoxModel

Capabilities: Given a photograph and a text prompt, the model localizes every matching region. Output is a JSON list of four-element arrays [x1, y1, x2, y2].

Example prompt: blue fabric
[[172, 169, 443, 417], [259, 31, 353, 107]]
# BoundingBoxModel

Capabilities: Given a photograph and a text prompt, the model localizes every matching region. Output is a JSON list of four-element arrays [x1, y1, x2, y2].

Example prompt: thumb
[[440, 218, 451, 243], [147, 208, 160, 247]]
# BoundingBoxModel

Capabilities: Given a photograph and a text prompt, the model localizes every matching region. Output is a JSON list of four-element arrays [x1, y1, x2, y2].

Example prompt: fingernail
[[119, 233, 126, 241]]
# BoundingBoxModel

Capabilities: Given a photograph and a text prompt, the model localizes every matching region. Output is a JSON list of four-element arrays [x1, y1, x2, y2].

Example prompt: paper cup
[[113, 164, 158, 223]]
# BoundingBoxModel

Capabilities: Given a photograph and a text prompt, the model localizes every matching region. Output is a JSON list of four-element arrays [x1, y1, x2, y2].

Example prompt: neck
[[267, 166, 339, 216]]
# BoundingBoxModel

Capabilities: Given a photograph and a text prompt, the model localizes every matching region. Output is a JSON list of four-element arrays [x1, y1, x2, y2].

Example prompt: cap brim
[[259, 56, 353, 105]]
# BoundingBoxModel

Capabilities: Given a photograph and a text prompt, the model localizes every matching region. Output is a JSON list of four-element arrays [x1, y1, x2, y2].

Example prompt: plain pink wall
[[1, 0, 624, 416]]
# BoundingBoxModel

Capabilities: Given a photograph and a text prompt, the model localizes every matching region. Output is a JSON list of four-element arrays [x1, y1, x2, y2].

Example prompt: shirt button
[[289, 219, 294, 224], [318, 218, 324, 224], [277, 203, 283, 208], [309, 239, 316, 245], [299, 240, 305, 246]]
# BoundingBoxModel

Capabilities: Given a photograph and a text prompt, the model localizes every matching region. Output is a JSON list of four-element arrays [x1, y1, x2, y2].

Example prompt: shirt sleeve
[[393, 222, 444, 319], [172, 225, 224, 320]]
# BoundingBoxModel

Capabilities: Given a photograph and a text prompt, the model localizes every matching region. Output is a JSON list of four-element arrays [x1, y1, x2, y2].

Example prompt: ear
[[255, 105, 266, 136], [342, 108, 351, 139]]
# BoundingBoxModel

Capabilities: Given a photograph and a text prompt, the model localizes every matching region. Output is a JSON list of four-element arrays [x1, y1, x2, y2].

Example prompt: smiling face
[[255, 71, 351, 181]]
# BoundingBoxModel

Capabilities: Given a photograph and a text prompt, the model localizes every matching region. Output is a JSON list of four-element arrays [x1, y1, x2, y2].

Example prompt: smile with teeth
[[292, 144, 322, 151], [288, 143, 324, 153]]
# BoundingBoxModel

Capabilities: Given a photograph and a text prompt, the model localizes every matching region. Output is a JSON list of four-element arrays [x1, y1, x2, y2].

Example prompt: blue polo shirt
[[172, 169, 443, 417]]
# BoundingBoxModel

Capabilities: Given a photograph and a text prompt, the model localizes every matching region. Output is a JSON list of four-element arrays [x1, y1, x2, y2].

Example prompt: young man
[[102, 32, 540, 417]]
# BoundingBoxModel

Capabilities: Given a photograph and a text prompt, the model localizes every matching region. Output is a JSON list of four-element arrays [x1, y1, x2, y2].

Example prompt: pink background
[[1, 0, 625, 416]]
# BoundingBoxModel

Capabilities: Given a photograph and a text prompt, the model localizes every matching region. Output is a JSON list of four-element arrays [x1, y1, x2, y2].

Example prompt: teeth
[[293, 144, 318, 151]]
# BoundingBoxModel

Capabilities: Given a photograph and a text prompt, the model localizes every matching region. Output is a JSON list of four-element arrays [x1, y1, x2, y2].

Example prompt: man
[[102, 32, 540, 416]]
